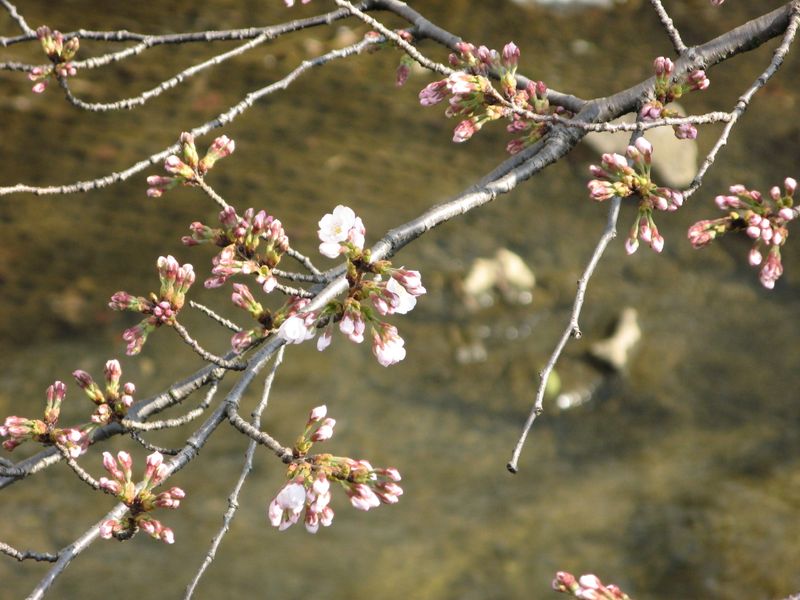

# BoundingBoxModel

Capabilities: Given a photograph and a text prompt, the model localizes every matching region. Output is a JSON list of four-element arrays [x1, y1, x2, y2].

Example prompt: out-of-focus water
[[1, 1, 799, 598]]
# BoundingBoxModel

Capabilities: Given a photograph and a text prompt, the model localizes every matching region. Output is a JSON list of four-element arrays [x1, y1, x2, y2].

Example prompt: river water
[[1, 1, 799, 598]]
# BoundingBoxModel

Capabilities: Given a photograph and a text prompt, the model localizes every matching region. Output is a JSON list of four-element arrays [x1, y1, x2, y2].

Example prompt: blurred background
[[1, 1, 799, 598]]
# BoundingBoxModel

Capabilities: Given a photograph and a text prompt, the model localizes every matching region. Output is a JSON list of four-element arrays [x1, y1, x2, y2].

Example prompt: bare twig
[[336, 0, 452, 76], [58, 447, 101, 490], [171, 320, 246, 370], [274, 282, 314, 298], [285, 247, 324, 278], [648, 0, 687, 55], [184, 346, 285, 599], [189, 300, 242, 332], [507, 196, 622, 474], [195, 178, 231, 211], [271, 267, 327, 283], [0, 0, 33, 36], [0, 541, 57, 562], [127, 432, 182, 456], [57, 34, 270, 112], [121, 380, 219, 432]]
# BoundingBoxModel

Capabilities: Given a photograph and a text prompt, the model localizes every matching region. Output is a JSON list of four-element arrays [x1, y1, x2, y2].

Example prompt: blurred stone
[[461, 249, 535, 310], [589, 307, 641, 371]]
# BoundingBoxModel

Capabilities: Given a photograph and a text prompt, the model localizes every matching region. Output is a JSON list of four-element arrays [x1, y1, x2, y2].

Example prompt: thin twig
[[274, 283, 314, 298], [121, 380, 219, 432], [171, 320, 246, 370], [189, 300, 242, 332], [0, 0, 33, 36], [195, 178, 231, 211], [0, 38, 375, 196], [507, 196, 622, 474], [285, 247, 324, 277], [648, 0, 687, 55], [336, 0, 452, 76], [127, 431, 182, 456], [0, 7, 353, 48], [57, 34, 270, 112], [0, 541, 57, 562], [184, 346, 285, 599], [271, 267, 327, 283], [57, 447, 101, 490]]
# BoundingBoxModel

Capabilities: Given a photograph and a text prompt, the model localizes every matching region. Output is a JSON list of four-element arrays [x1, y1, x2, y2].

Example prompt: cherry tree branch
[[685, 1, 800, 199], [0, 6, 354, 48], [184, 346, 285, 598], [0, 37, 375, 196]]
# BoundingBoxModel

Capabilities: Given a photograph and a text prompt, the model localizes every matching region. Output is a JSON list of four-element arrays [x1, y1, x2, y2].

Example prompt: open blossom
[[268, 480, 307, 531], [318, 205, 365, 258]]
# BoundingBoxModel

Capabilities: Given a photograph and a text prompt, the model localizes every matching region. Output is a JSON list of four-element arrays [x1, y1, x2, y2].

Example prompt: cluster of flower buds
[[98, 451, 185, 544], [0, 381, 88, 457], [688, 178, 797, 289], [419, 41, 566, 151], [27, 26, 79, 93], [587, 138, 683, 253], [72, 360, 135, 425], [147, 132, 235, 197], [552, 572, 630, 599], [109, 255, 195, 355], [268, 405, 402, 533], [277, 205, 425, 367], [183, 204, 290, 294], [284, 0, 311, 6], [639, 57, 710, 140]]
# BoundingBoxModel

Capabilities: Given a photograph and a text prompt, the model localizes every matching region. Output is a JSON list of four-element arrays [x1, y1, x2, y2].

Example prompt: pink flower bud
[[784, 177, 797, 195], [651, 234, 665, 253], [311, 418, 336, 442], [308, 405, 327, 423]]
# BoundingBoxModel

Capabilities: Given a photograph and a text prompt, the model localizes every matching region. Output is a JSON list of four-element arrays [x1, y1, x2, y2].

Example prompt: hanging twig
[[184, 346, 285, 598]]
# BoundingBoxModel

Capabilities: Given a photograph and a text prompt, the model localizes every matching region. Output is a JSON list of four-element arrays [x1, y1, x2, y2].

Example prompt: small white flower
[[318, 205, 357, 244], [278, 315, 314, 344], [386, 278, 416, 314]]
